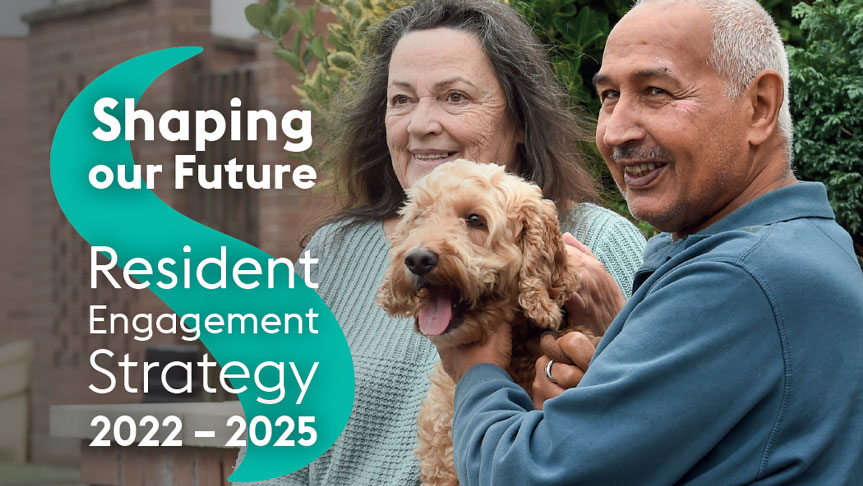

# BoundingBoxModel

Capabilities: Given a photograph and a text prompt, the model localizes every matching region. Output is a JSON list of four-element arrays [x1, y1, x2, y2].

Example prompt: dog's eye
[[466, 213, 485, 228]]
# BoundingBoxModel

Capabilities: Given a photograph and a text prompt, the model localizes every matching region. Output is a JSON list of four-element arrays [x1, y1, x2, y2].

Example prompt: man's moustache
[[612, 144, 671, 162]]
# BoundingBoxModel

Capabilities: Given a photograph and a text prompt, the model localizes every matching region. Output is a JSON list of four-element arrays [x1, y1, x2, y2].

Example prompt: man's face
[[595, 3, 753, 237]]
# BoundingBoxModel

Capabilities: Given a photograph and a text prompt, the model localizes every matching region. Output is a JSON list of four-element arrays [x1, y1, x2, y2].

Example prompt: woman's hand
[[532, 331, 596, 409], [562, 233, 625, 337]]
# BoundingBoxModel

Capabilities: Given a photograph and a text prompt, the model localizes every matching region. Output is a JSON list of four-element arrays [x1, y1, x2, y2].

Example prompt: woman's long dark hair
[[321, 0, 598, 233]]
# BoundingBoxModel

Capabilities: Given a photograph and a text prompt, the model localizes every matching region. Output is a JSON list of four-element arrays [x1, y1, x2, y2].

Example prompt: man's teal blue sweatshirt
[[453, 182, 863, 485]]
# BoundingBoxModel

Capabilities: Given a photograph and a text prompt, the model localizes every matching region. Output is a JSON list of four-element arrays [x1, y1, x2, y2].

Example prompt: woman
[[251, 0, 645, 484]]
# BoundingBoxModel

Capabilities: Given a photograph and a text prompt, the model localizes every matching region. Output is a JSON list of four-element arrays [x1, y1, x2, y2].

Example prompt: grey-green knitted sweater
[[237, 203, 646, 485]]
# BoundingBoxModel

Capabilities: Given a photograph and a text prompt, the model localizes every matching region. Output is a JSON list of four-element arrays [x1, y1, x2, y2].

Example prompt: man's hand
[[532, 331, 597, 409], [563, 233, 626, 337], [436, 323, 513, 383]]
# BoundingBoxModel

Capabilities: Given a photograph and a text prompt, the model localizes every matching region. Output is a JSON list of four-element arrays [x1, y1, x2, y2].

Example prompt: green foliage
[[510, 0, 628, 114], [761, 0, 806, 47], [245, 0, 411, 113], [787, 0, 863, 262]]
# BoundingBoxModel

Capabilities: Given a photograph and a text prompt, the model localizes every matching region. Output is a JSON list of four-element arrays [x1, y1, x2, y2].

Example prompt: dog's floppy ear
[[517, 197, 578, 330], [376, 198, 418, 317], [376, 267, 414, 317]]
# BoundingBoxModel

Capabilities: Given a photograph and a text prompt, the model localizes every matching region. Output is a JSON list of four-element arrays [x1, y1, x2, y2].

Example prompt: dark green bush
[[787, 0, 863, 264]]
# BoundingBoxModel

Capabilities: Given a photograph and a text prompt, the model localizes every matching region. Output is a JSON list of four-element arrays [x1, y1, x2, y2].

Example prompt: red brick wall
[[0, 38, 33, 347], [81, 443, 237, 486]]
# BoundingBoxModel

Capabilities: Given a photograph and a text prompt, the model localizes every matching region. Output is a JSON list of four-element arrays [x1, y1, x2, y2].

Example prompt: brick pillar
[[24, 0, 219, 464], [0, 38, 33, 345]]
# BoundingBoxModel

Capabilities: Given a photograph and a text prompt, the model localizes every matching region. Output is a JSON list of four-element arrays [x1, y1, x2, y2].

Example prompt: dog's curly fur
[[377, 160, 593, 486]]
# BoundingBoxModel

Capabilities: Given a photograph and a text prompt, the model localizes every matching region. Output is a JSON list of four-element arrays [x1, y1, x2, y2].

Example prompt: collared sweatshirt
[[452, 182, 863, 486]]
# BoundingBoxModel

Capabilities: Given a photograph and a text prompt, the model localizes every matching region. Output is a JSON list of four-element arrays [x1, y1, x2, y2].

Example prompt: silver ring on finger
[[544, 359, 558, 384]]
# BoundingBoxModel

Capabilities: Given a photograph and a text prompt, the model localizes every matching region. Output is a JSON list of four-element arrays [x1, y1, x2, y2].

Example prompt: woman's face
[[385, 28, 521, 190]]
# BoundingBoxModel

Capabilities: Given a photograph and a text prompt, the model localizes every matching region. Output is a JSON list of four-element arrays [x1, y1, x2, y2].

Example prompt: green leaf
[[274, 48, 303, 72], [570, 7, 604, 47], [245, 4, 272, 32], [305, 5, 318, 34], [345, 0, 363, 19], [290, 6, 308, 31], [554, 2, 576, 19], [292, 29, 303, 53], [269, 11, 294, 38], [311, 36, 327, 60], [328, 32, 350, 52], [328, 51, 357, 70]]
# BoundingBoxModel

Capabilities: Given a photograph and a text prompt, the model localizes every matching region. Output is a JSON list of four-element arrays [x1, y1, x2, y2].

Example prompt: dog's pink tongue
[[418, 289, 452, 336]]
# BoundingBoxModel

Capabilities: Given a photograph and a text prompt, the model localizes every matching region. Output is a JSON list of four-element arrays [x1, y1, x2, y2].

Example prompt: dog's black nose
[[404, 247, 439, 276]]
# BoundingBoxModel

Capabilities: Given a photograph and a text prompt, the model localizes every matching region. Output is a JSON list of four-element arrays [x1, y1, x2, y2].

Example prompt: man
[[435, 0, 863, 484]]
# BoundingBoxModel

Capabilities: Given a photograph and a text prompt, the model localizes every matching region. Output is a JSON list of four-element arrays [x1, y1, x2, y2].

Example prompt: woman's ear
[[746, 69, 784, 147]]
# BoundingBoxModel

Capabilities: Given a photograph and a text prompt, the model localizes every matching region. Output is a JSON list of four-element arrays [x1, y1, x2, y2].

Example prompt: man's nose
[[407, 99, 444, 137], [599, 101, 646, 149]]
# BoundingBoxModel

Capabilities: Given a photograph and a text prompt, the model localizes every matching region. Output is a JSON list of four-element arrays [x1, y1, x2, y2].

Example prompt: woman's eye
[[447, 91, 466, 103], [466, 213, 485, 228], [392, 95, 409, 105]]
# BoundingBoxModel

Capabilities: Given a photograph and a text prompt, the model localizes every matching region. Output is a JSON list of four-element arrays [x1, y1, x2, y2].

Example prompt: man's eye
[[600, 90, 620, 102], [466, 213, 485, 228], [648, 87, 667, 96]]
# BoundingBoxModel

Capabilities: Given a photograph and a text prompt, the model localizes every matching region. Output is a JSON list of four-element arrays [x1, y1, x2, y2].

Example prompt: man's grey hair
[[633, 0, 793, 160]]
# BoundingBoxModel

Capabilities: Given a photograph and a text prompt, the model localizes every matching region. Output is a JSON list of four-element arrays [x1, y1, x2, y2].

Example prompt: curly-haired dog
[[377, 159, 596, 486]]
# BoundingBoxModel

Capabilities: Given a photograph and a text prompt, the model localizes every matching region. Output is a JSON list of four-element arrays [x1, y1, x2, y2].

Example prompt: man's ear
[[746, 69, 784, 146]]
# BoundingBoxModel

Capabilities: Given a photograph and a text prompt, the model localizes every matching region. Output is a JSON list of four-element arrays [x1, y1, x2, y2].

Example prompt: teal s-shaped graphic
[[50, 47, 354, 481]]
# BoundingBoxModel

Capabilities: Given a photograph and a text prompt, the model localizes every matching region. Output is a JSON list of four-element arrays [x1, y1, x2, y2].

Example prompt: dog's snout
[[404, 247, 439, 276]]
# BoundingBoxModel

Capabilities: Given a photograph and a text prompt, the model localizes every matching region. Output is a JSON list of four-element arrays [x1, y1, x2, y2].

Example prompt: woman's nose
[[407, 99, 444, 137]]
